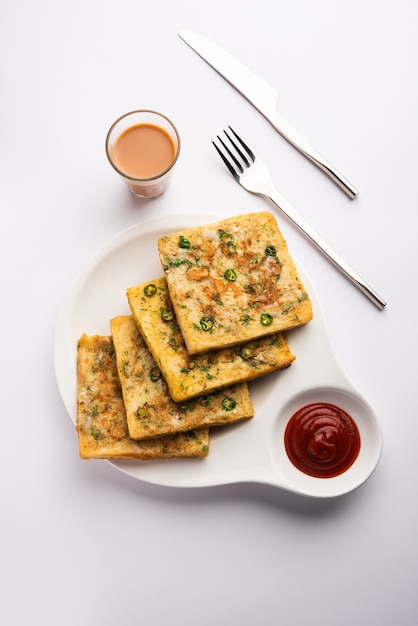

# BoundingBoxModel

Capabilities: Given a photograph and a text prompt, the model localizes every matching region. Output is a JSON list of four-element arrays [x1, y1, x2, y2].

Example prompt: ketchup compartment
[[284, 402, 361, 478]]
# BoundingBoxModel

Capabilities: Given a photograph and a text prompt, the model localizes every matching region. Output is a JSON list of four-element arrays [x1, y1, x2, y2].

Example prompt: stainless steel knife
[[179, 29, 359, 199]]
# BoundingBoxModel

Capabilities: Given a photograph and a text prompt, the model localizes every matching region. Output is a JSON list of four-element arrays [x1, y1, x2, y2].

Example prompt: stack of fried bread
[[77, 333, 211, 460], [76, 212, 313, 461]]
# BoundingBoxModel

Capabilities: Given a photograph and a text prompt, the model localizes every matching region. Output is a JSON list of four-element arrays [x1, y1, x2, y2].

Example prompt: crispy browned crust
[[76, 334, 209, 460], [158, 212, 313, 354]]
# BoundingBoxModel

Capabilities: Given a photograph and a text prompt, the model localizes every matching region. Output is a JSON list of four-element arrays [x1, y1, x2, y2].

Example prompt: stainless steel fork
[[212, 127, 386, 310]]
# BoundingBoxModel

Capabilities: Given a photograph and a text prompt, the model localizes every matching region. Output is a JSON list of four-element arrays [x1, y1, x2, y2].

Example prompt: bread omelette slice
[[157, 211, 313, 355], [110, 315, 254, 440], [76, 334, 209, 460], [127, 277, 295, 402]]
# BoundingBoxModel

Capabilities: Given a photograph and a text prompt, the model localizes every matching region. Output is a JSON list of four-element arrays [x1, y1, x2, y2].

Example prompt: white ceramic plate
[[54, 212, 383, 498]]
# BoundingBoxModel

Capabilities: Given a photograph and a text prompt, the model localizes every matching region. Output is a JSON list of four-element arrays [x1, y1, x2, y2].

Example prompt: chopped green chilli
[[149, 366, 161, 382], [260, 313, 273, 326], [200, 316, 214, 331], [179, 236, 191, 249], [143, 283, 157, 297], [135, 407, 149, 421], [240, 346, 253, 360], [224, 268, 237, 281], [222, 397, 237, 411], [161, 309, 175, 322], [265, 245, 277, 256]]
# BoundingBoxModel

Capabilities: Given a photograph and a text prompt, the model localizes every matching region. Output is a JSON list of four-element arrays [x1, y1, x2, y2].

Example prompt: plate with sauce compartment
[[54, 211, 383, 498]]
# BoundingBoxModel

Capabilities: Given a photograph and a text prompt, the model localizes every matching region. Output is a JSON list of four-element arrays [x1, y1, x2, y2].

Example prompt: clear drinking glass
[[105, 110, 181, 198]]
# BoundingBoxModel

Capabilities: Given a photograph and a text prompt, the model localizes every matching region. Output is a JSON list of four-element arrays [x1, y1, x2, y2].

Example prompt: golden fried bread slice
[[76, 334, 209, 459], [127, 277, 295, 402], [110, 315, 254, 440], [157, 211, 312, 354]]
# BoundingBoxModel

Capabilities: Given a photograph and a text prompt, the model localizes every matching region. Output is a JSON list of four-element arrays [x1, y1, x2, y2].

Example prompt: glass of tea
[[105, 110, 181, 198]]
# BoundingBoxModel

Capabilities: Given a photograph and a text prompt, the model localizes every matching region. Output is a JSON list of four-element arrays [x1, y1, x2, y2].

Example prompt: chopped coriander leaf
[[90, 427, 104, 440], [248, 282, 263, 294]]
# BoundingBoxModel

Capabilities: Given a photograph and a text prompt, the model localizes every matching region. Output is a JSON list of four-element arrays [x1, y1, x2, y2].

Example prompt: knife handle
[[269, 112, 359, 200]]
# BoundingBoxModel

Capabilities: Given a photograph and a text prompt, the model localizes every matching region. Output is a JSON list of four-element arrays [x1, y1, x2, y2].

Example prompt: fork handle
[[266, 188, 386, 309], [269, 112, 359, 200]]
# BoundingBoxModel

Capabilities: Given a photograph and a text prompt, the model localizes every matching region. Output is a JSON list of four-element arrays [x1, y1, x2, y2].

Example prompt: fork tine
[[218, 133, 243, 170], [226, 126, 255, 163], [212, 126, 256, 181], [221, 129, 250, 168], [212, 138, 240, 179]]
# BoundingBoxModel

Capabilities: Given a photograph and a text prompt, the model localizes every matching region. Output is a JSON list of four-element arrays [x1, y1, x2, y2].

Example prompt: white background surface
[[1, 1, 417, 624]]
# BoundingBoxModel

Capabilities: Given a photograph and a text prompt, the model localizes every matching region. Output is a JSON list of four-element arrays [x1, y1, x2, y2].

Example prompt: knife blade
[[179, 29, 359, 199]]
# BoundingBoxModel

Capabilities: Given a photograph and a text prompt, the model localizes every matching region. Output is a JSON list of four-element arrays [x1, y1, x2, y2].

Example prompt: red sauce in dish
[[284, 402, 361, 478]]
